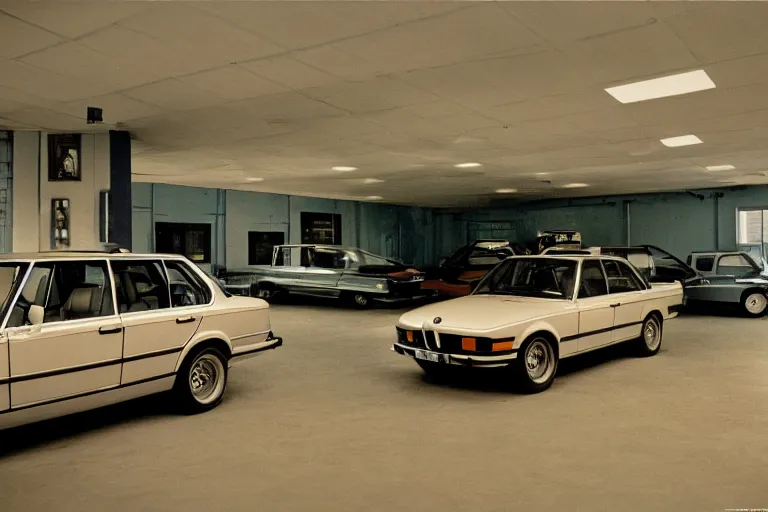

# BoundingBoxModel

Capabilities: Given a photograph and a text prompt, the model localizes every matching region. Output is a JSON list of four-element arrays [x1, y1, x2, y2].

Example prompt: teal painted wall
[[132, 183, 768, 268]]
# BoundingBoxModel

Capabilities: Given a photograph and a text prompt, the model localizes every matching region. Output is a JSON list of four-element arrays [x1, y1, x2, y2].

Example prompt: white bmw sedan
[[393, 255, 683, 393]]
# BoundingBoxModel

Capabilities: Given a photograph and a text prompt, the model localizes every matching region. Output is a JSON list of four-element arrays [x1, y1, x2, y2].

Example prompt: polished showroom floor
[[1, 299, 767, 511]]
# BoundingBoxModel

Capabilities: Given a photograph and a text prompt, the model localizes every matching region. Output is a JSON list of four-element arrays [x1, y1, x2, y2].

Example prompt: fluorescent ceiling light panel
[[365, 195, 383, 200], [245, 177, 264, 182], [363, 178, 385, 184], [332, 166, 357, 172], [495, 188, 517, 193], [454, 162, 482, 168], [706, 164, 735, 171], [605, 70, 715, 104], [660, 134, 703, 147], [561, 183, 589, 188]]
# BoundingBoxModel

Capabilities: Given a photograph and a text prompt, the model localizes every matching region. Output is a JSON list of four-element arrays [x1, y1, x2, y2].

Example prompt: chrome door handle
[[176, 316, 196, 324], [610, 303, 621, 308], [99, 325, 123, 335]]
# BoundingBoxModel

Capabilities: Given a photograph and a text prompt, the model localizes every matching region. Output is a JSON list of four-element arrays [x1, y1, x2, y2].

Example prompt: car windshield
[[358, 250, 398, 266], [474, 258, 577, 299]]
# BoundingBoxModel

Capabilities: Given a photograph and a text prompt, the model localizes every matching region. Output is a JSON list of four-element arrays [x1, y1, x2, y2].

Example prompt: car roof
[[0, 251, 187, 261], [507, 254, 626, 262]]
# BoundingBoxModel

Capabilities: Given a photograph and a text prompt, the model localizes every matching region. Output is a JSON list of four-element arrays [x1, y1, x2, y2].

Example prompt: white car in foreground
[[393, 255, 683, 393], [0, 251, 282, 430]]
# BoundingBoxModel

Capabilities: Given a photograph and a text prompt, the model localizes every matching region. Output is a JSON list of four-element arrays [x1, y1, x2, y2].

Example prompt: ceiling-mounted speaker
[[87, 106, 103, 124]]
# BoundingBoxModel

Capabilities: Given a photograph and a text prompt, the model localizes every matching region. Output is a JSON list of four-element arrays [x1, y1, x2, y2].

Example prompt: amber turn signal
[[406, 331, 414, 342], [492, 341, 514, 352], [461, 337, 476, 351]]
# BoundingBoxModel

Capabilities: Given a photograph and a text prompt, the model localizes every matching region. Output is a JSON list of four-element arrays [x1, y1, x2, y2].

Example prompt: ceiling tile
[[0, 58, 112, 101], [292, 45, 387, 82], [179, 65, 287, 101], [123, 79, 226, 111], [0, 2, 145, 39], [240, 56, 341, 91], [1, 107, 86, 131], [54, 94, 167, 124], [303, 76, 438, 114], [0, 11, 62, 58]]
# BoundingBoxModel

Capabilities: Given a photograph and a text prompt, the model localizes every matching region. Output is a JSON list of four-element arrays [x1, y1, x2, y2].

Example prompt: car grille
[[396, 328, 513, 355]]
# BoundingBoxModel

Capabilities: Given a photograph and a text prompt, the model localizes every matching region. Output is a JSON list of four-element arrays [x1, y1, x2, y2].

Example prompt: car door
[[6, 259, 123, 408], [301, 247, 344, 296], [0, 261, 32, 413], [602, 259, 646, 343], [574, 259, 615, 352], [112, 259, 205, 385]]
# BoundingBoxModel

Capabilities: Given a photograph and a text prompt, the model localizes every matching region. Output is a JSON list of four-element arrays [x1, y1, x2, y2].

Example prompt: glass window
[[467, 246, 515, 267], [248, 231, 284, 265], [718, 254, 751, 267], [300, 212, 341, 244], [358, 251, 397, 267], [474, 257, 577, 300], [155, 222, 212, 263], [578, 260, 608, 298], [603, 260, 642, 294], [7, 260, 115, 326], [164, 260, 211, 307], [309, 248, 346, 269], [694, 256, 715, 272], [111, 260, 170, 313]]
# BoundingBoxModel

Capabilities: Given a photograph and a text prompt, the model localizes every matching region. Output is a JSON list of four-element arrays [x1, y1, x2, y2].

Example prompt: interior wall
[[11, 131, 39, 253]]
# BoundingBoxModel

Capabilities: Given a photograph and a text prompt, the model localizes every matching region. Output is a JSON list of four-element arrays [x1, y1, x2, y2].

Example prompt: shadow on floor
[[268, 292, 437, 311], [0, 394, 171, 457]]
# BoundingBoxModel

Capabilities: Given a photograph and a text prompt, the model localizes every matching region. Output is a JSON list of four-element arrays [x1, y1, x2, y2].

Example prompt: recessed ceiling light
[[605, 70, 716, 104], [535, 172, 550, 176], [495, 188, 517, 194], [454, 162, 482, 168], [706, 164, 735, 171], [245, 177, 264, 182], [363, 178, 385, 184], [561, 183, 589, 189], [660, 134, 703, 148], [332, 166, 357, 172], [365, 195, 383, 200]]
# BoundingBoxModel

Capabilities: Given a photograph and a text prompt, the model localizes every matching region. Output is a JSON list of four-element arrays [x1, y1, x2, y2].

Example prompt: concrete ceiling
[[3, 1, 768, 207]]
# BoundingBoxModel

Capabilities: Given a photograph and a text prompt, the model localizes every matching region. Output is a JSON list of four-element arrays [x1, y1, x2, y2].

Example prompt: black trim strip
[[668, 304, 683, 314], [560, 320, 643, 343], [0, 372, 176, 414], [393, 343, 518, 366], [1, 347, 184, 385], [231, 337, 282, 358]]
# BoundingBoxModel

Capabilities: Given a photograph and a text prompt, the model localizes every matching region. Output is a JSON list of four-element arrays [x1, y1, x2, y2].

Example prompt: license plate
[[414, 349, 444, 363]]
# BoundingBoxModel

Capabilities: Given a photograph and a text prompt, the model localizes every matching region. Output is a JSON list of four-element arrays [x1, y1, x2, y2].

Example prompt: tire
[[512, 335, 558, 393], [741, 290, 768, 317], [635, 314, 663, 357], [252, 283, 280, 302], [173, 346, 229, 414]]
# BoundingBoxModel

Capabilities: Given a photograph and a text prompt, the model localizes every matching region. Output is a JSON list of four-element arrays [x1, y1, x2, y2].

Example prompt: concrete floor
[[1, 300, 767, 511]]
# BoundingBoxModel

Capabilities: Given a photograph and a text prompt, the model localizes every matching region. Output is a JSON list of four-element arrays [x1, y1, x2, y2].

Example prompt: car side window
[[164, 260, 211, 307], [110, 260, 170, 313], [695, 256, 714, 272], [718, 254, 750, 267], [578, 260, 608, 298], [18, 260, 115, 324], [310, 249, 346, 269], [603, 260, 642, 293]]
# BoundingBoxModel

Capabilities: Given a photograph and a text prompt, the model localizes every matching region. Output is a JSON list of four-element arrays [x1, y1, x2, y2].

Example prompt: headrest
[[65, 288, 94, 314]]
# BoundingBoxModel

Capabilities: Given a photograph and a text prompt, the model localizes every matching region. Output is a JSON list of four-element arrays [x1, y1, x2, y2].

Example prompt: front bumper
[[392, 342, 517, 368]]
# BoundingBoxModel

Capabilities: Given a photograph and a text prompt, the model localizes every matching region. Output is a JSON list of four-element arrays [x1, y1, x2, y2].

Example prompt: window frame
[[602, 259, 645, 294], [576, 258, 609, 299]]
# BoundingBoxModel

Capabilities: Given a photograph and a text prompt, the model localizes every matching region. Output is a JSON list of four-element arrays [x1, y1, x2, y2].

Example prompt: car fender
[[174, 330, 234, 372], [517, 321, 561, 346]]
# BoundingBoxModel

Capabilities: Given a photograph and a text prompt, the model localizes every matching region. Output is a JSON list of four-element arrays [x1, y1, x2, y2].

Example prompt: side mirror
[[28, 305, 44, 326]]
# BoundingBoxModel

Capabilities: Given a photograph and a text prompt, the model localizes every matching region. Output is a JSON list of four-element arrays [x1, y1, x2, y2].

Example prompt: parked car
[[393, 255, 683, 393], [687, 251, 768, 278], [532, 230, 582, 254], [222, 244, 427, 308], [0, 251, 282, 430], [422, 239, 526, 297], [599, 245, 768, 317]]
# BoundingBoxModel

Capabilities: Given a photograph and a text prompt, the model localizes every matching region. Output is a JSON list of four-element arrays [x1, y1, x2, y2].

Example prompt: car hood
[[398, 294, 568, 332]]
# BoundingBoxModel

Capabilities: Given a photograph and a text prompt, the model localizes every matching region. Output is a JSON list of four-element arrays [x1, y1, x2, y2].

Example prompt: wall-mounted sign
[[48, 134, 81, 181], [51, 198, 70, 249]]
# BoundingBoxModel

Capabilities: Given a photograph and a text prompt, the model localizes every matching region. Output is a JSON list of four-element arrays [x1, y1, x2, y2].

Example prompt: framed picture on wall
[[51, 198, 70, 249], [48, 134, 81, 181], [248, 231, 285, 265], [300, 212, 341, 244]]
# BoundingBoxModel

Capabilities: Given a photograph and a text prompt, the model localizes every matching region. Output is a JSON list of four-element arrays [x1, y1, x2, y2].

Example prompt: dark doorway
[[248, 231, 285, 265]]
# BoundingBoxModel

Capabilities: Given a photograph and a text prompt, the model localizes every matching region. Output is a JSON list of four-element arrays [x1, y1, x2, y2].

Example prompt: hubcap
[[189, 354, 225, 404], [745, 293, 767, 314], [258, 288, 273, 299], [355, 294, 368, 306], [644, 318, 661, 350], [525, 339, 554, 384]]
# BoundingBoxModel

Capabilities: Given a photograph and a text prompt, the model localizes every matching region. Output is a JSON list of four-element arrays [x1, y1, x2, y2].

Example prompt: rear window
[[695, 256, 714, 272]]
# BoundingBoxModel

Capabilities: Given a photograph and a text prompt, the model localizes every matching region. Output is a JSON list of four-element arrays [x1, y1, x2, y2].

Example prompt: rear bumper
[[231, 334, 282, 362], [392, 342, 517, 368]]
